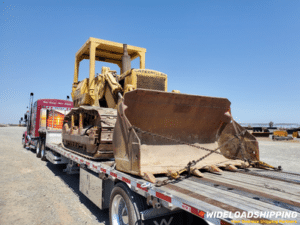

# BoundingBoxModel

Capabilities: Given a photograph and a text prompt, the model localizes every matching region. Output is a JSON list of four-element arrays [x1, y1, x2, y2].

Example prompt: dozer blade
[[113, 89, 259, 180], [218, 122, 259, 162]]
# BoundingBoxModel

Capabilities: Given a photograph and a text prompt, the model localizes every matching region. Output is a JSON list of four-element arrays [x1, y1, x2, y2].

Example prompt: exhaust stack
[[121, 44, 131, 74]]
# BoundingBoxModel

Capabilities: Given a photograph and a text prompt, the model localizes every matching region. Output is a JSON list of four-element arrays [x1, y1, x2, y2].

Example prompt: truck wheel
[[40, 140, 47, 161], [109, 183, 147, 225], [22, 137, 26, 148], [36, 139, 41, 158]]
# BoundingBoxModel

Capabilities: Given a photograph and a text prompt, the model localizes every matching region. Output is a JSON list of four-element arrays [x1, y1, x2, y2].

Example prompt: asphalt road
[[0, 127, 299, 225]]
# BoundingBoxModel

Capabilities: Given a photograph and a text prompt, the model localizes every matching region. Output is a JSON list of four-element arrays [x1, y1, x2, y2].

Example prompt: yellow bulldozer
[[62, 37, 276, 183]]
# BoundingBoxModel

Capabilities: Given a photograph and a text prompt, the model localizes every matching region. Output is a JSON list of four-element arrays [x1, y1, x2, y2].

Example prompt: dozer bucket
[[113, 89, 259, 180]]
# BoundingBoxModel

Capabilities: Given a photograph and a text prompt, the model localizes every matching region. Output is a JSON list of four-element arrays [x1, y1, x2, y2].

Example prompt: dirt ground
[[0, 127, 109, 225], [258, 137, 300, 172], [0, 127, 300, 225]]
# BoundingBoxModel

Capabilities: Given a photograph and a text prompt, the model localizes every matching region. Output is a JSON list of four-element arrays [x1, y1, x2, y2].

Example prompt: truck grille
[[136, 75, 166, 91]]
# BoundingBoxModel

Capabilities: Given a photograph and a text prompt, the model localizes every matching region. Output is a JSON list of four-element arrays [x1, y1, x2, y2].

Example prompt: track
[[60, 142, 106, 160]]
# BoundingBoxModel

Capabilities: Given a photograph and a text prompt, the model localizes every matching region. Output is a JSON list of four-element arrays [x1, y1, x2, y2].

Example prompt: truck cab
[[22, 98, 73, 159]]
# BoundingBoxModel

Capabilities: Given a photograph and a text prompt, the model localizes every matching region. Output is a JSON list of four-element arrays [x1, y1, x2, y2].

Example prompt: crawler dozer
[[62, 37, 274, 183]]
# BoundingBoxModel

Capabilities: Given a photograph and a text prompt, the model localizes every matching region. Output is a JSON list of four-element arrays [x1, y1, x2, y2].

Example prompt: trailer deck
[[46, 142, 300, 225]]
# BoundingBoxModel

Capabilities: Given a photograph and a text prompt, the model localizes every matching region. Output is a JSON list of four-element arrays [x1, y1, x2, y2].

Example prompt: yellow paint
[[72, 37, 168, 109], [292, 131, 300, 138], [273, 130, 288, 137]]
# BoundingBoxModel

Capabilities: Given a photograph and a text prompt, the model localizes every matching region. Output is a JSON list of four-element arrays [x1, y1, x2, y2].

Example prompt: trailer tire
[[109, 182, 147, 225], [36, 139, 41, 158], [40, 140, 47, 161]]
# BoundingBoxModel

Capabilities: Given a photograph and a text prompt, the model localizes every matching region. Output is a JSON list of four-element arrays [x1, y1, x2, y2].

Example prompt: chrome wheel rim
[[111, 194, 129, 225]]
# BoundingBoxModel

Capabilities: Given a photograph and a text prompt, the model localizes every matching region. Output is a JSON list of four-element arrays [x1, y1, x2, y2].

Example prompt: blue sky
[[1, 0, 299, 124]]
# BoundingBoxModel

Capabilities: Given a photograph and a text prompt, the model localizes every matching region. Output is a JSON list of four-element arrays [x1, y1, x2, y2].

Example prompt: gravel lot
[[0, 127, 109, 225], [0, 127, 299, 225], [257, 137, 300, 173]]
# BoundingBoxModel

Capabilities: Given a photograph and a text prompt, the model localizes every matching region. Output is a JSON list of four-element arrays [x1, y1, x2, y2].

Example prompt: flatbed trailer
[[43, 131, 300, 225]]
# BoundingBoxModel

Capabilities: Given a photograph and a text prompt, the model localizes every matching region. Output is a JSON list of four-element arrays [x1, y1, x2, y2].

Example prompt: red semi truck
[[22, 94, 73, 160]]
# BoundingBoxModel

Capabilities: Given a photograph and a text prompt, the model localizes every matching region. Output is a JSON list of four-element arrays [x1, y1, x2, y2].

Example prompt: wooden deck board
[[202, 173, 300, 202], [175, 179, 293, 212], [216, 171, 300, 196]]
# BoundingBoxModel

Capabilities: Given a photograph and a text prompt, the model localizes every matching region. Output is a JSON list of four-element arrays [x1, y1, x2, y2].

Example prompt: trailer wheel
[[109, 183, 147, 225], [40, 140, 47, 161]]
